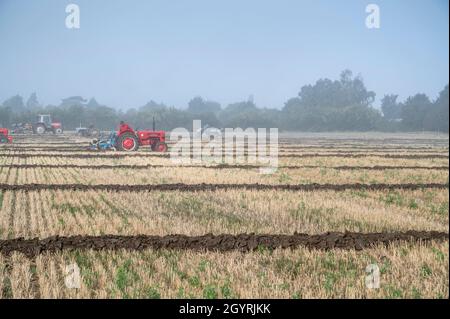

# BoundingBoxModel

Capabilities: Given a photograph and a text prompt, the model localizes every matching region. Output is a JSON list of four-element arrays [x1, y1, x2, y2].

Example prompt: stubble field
[[0, 132, 448, 299]]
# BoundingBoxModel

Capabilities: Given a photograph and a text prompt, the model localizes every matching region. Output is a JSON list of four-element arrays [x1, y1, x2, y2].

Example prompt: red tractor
[[115, 121, 168, 152], [34, 114, 63, 134], [0, 128, 13, 144]]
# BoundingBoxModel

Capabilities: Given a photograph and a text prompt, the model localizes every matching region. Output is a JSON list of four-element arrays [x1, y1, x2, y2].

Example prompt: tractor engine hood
[[137, 130, 166, 139]]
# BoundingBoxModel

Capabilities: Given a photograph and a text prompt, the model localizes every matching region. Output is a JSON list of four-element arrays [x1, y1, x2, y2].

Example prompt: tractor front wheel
[[154, 142, 168, 152], [117, 133, 139, 151]]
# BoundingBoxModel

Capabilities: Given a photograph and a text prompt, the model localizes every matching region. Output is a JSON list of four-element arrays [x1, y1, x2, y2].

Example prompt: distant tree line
[[0, 70, 448, 132]]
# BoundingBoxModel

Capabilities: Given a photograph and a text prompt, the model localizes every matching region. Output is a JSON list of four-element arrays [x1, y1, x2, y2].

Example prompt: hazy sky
[[0, 0, 448, 110]]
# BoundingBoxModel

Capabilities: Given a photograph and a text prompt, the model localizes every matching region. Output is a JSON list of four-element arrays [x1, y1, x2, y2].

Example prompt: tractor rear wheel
[[117, 132, 139, 151], [154, 142, 168, 152], [35, 124, 46, 135], [0, 134, 8, 144]]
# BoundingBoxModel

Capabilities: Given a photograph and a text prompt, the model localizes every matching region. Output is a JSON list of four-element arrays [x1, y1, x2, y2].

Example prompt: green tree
[[188, 96, 221, 114], [0, 107, 12, 126], [2, 95, 25, 113], [26, 92, 40, 109], [219, 101, 278, 128], [434, 85, 449, 132], [86, 97, 100, 108], [60, 96, 87, 107], [281, 70, 377, 131], [423, 85, 449, 132], [87, 105, 118, 130], [381, 94, 401, 120], [401, 93, 432, 130]]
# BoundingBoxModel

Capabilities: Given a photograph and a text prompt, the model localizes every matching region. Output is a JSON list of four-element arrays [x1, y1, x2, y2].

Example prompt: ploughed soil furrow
[[0, 182, 447, 192], [2, 146, 449, 153], [271, 145, 448, 150], [1, 231, 448, 257], [0, 153, 448, 159], [9, 143, 85, 146], [3, 143, 449, 150], [278, 137, 449, 143], [0, 148, 90, 152], [0, 164, 448, 171]]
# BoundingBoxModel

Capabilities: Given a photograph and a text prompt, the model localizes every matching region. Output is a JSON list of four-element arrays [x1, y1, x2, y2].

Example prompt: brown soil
[[277, 154, 450, 158], [2, 145, 448, 153], [1, 231, 447, 257], [0, 147, 91, 152], [0, 182, 447, 192], [278, 137, 449, 144], [0, 153, 447, 159], [11, 141, 86, 145]]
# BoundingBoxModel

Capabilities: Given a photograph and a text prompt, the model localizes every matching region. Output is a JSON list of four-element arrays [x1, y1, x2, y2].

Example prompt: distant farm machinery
[[0, 128, 13, 144], [89, 121, 168, 152], [12, 115, 64, 135], [11, 123, 33, 134], [34, 114, 63, 134], [76, 123, 100, 137]]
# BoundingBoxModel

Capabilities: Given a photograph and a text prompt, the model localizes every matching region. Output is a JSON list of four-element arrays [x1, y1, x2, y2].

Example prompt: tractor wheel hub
[[123, 138, 135, 150]]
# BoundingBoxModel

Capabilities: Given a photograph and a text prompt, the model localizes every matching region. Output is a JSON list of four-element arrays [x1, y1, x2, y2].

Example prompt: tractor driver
[[119, 121, 133, 135]]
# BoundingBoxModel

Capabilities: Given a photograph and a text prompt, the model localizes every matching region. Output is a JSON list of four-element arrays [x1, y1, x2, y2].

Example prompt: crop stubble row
[[0, 163, 448, 170], [0, 182, 447, 192]]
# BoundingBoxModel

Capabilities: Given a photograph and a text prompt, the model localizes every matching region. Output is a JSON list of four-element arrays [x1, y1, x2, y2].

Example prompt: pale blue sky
[[0, 0, 448, 109]]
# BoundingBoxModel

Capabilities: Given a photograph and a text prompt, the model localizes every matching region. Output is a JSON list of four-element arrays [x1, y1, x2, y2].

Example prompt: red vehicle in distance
[[0, 128, 13, 144]]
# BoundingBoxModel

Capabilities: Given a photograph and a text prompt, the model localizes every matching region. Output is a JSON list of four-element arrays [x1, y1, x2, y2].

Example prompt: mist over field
[[0, 1, 449, 302], [0, 0, 448, 132]]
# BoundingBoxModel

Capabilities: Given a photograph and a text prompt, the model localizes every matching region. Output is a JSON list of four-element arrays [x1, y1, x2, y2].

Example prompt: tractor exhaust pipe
[[152, 116, 155, 131]]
